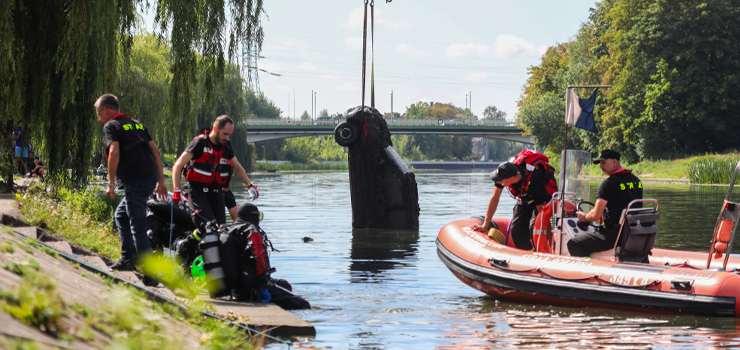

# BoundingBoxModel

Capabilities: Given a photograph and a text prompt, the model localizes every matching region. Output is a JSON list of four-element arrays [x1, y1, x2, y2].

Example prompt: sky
[[145, 0, 599, 121]]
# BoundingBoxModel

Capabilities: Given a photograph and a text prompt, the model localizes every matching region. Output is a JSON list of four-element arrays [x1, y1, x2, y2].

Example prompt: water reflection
[[441, 300, 740, 349], [349, 228, 420, 282]]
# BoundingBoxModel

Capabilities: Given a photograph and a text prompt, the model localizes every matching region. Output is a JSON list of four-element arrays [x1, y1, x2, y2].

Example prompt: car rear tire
[[334, 122, 360, 147]]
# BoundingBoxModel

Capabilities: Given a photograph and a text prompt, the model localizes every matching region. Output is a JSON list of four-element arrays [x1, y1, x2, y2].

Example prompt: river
[[225, 171, 740, 349]]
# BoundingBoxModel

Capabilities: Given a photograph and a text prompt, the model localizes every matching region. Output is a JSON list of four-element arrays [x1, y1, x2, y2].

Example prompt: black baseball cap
[[593, 149, 621, 164], [490, 162, 518, 183]]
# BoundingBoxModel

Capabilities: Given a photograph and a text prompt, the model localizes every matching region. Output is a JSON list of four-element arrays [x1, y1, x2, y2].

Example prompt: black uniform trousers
[[188, 186, 226, 232], [567, 225, 620, 257], [509, 200, 538, 250]]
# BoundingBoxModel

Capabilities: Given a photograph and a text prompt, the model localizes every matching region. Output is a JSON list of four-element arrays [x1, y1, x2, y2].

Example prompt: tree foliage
[[517, 0, 740, 161], [1, 0, 264, 187]]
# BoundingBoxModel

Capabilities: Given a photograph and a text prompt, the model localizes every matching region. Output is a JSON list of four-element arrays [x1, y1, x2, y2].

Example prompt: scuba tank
[[198, 221, 226, 295]]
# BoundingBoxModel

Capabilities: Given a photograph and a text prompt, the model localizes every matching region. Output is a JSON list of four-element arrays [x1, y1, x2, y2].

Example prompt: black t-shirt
[[597, 171, 643, 227], [103, 116, 156, 185], [495, 167, 553, 206]]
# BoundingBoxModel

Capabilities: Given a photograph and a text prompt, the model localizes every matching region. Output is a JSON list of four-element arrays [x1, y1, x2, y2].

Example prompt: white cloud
[[277, 85, 292, 90], [298, 62, 318, 70], [443, 35, 547, 60], [344, 7, 411, 32], [444, 43, 489, 59], [338, 82, 357, 91], [492, 34, 547, 59], [259, 62, 282, 73], [464, 72, 488, 83], [321, 75, 338, 80], [344, 36, 363, 51], [396, 44, 429, 57]]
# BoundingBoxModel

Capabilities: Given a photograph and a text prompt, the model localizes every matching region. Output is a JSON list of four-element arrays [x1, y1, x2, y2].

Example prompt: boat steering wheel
[[577, 201, 603, 229]]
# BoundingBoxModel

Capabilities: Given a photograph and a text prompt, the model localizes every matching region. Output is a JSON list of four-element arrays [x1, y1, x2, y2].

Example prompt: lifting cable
[[361, 0, 392, 110]]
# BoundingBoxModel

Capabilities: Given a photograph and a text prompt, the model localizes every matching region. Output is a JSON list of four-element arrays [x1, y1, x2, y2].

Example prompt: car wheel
[[334, 122, 360, 147]]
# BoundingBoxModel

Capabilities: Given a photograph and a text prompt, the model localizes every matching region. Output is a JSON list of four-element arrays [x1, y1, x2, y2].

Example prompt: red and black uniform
[[184, 135, 235, 228], [495, 168, 555, 250], [568, 169, 643, 257]]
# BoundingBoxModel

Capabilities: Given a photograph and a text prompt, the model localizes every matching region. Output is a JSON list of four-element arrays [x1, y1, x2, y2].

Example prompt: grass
[[9, 182, 261, 349], [581, 153, 740, 184], [17, 183, 122, 259], [254, 161, 348, 171], [0, 264, 257, 349]]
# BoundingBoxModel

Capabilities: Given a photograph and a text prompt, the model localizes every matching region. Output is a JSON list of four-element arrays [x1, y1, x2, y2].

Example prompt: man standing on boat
[[472, 151, 557, 250], [569, 149, 642, 257], [171, 115, 258, 232]]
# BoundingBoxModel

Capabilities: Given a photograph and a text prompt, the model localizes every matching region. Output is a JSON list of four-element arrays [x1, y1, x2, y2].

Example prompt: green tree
[[300, 111, 310, 120], [1, 0, 264, 187], [483, 106, 507, 121]]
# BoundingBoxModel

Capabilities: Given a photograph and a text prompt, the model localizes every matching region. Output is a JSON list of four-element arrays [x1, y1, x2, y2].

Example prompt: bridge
[[245, 118, 532, 144]]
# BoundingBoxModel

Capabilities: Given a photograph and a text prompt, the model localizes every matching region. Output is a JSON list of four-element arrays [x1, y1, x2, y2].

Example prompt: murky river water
[[226, 171, 740, 349]]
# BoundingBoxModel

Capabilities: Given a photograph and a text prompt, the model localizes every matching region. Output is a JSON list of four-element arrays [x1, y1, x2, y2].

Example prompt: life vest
[[531, 199, 577, 253], [185, 130, 232, 187], [507, 150, 558, 199]]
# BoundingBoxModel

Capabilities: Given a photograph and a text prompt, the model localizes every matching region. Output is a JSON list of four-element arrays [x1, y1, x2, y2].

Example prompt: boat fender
[[714, 218, 733, 258]]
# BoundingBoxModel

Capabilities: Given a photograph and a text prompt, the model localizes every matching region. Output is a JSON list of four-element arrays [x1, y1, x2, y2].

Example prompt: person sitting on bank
[[471, 156, 557, 250], [97, 164, 108, 180], [568, 149, 643, 257], [30, 155, 45, 181]]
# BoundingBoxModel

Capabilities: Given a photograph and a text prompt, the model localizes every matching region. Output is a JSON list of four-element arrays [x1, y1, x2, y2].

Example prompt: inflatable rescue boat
[[438, 152, 740, 317]]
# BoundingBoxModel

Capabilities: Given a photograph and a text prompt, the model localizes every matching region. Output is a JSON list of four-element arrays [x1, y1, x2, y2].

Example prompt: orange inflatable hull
[[437, 217, 740, 317]]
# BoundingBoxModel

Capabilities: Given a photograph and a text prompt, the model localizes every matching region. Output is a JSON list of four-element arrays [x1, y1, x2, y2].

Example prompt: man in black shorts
[[171, 115, 258, 231], [569, 149, 643, 257], [95, 94, 168, 285]]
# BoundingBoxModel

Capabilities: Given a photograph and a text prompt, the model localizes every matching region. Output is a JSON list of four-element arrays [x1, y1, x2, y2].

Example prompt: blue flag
[[565, 88, 598, 133]]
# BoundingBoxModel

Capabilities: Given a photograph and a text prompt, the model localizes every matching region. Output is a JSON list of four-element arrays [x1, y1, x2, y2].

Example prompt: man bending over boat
[[569, 149, 642, 257], [472, 151, 557, 250]]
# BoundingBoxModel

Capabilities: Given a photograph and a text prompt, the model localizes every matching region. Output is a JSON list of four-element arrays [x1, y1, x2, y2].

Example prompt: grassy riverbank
[[9, 182, 260, 349], [582, 153, 740, 184]]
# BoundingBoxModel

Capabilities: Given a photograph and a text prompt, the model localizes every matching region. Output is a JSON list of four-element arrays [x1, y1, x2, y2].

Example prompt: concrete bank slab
[[210, 300, 316, 337]]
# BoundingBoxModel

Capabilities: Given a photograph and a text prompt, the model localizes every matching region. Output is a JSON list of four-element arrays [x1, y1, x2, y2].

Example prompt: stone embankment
[[0, 183, 314, 348]]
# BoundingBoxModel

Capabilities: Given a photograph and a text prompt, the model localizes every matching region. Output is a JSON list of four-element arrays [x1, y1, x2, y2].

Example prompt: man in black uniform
[[569, 149, 643, 257], [471, 158, 556, 250], [95, 94, 168, 285], [171, 115, 258, 231]]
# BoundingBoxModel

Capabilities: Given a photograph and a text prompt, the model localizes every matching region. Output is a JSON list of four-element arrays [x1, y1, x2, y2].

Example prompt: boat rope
[[536, 268, 595, 282], [488, 257, 661, 288], [169, 200, 174, 258]]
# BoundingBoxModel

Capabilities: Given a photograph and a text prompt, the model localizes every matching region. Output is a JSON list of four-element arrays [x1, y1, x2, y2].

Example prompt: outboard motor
[[198, 220, 226, 295], [334, 106, 420, 230]]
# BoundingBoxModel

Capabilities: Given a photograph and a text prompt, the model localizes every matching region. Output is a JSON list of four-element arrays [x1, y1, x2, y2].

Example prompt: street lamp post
[[262, 146, 265, 160]]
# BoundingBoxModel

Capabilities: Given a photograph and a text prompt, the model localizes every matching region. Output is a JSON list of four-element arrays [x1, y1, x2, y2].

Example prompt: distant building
[[471, 137, 490, 161]]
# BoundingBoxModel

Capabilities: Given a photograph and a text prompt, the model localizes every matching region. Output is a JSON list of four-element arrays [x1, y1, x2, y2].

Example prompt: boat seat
[[615, 200, 660, 263]]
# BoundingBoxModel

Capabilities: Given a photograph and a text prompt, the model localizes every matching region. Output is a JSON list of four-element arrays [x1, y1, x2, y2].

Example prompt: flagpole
[[559, 85, 612, 232]]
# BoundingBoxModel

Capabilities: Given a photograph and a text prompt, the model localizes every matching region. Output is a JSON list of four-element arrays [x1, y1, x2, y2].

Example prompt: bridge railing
[[245, 118, 517, 127]]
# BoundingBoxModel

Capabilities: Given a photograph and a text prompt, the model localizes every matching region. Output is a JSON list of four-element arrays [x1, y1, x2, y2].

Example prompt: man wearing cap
[[471, 160, 555, 250], [568, 149, 643, 257]]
